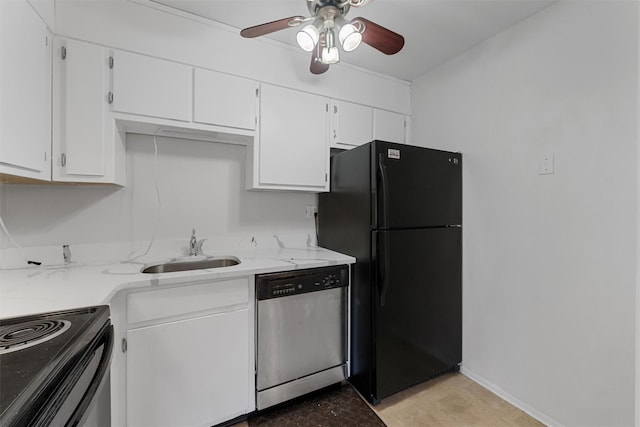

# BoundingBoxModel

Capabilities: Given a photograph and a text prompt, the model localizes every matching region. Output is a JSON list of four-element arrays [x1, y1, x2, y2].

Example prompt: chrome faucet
[[189, 229, 206, 256]]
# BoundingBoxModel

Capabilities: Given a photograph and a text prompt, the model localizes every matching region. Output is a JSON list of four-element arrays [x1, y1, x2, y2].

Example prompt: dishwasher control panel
[[256, 265, 349, 300]]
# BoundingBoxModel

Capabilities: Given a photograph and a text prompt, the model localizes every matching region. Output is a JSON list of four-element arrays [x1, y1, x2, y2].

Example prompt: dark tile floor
[[248, 383, 385, 427]]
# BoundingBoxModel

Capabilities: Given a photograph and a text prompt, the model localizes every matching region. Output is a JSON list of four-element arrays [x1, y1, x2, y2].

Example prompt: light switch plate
[[539, 153, 555, 175]]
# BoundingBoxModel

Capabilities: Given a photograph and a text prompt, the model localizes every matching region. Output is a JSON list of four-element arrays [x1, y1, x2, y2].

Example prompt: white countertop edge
[[102, 255, 355, 302], [0, 247, 356, 319]]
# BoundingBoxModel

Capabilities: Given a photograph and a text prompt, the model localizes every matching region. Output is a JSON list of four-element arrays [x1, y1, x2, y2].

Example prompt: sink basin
[[141, 256, 241, 274]]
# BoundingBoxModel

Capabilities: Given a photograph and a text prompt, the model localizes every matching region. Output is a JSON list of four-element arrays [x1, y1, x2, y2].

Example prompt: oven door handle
[[65, 323, 114, 427]]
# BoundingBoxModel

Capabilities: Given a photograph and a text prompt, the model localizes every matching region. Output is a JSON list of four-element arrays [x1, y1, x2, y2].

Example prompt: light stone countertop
[[0, 246, 355, 319]]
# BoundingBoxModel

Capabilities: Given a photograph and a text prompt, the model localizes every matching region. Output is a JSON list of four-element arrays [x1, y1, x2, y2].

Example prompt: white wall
[[411, 1, 637, 426]]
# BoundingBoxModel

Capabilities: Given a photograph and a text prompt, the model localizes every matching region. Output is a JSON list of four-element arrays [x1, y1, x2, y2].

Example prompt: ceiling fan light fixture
[[338, 23, 362, 51], [240, 0, 405, 75], [296, 23, 320, 52]]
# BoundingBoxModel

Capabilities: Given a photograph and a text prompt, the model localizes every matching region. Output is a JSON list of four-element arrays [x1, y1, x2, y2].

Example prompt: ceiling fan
[[240, 0, 404, 75]]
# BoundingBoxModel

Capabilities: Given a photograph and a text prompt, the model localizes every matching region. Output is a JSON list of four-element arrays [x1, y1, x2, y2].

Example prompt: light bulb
[[321, 46, 340, 64], [320, 28, 340, 64], [339, 23, 362, 52], [297, 24, 319, 52]]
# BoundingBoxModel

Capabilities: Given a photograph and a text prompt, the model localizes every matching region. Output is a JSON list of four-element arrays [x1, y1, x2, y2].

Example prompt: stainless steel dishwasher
[[255, 265, 349, 410]]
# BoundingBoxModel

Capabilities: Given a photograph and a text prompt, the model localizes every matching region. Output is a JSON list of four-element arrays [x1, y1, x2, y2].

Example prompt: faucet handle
[[62, 245, 71, 264], [195, 239, 206, 255]]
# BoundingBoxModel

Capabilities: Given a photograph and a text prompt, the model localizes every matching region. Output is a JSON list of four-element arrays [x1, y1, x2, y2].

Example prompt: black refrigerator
[[318, 140, 462, 404]]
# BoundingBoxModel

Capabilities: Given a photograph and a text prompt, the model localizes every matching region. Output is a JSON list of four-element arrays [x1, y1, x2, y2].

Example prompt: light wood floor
[[370, 373, 544, 427], [234, 373, 544, 427]]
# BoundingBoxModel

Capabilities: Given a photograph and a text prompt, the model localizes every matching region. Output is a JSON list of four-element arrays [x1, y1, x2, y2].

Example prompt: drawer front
[[127, 277, 249, 326]]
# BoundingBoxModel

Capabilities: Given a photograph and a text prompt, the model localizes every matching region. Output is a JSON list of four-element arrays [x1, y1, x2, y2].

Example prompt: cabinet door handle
[[61, 153, 66, 167]]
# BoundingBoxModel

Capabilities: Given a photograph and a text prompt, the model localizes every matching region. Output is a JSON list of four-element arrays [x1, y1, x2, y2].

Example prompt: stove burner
[[0, 319, 71, 355]]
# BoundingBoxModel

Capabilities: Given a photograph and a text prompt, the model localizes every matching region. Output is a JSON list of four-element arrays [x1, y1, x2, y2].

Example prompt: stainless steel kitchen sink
[[141, 256, 241, 273]]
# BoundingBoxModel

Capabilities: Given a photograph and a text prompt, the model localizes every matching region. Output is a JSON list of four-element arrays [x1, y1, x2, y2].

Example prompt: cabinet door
[[0, 0, 51, 181], [256, 84, 329, 191], [194, 69, 257, 130], [127, 310, 249, 427], [112, 51, 192, 121], [52, 38, 108, 180], [331, 100, 372, 149], [374, 109, 406, 144]]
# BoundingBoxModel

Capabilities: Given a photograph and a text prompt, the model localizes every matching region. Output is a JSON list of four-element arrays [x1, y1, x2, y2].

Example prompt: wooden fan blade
[[240, 16, 305, 38], [351, 17, 404, 55]]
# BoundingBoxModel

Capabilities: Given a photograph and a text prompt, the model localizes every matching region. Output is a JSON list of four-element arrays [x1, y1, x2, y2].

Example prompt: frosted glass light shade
[[297, 25, 320, 52], [339, 24, 362, 52], [321, 46, 340, 64]]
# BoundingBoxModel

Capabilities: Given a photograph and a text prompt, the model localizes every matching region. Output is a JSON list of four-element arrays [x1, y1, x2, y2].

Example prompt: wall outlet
[[305, 205, 318, 218], [538, 153, 555, 175]]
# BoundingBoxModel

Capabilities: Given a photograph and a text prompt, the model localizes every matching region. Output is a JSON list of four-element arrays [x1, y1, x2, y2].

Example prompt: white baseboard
[[460, 366, 564, 427]]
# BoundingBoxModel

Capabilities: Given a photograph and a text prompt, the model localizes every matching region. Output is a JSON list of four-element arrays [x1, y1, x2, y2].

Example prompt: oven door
[[34, 322, 114, 427]]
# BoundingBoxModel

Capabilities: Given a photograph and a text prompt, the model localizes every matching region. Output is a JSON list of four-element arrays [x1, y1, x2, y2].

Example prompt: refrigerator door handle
[[377, 154, 389, 229], [377, 232, 390, 307]]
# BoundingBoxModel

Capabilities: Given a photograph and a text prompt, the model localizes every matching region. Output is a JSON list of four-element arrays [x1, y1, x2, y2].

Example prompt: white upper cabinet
[[330, 100, 373, 149], [0, 0, 51, 181], [52, 38, 125, 184], [112, 51, 192, 122], [194, 69, 257, 130], [248, 84, 329, 192], [374, 109, 407, 144]]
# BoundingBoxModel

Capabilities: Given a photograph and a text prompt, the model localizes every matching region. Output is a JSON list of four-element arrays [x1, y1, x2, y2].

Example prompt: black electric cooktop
[[0, 306, 110, 426]]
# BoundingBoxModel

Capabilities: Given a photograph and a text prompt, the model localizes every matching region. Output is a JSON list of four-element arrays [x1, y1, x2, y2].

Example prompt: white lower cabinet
[[124, 277, 253, 427], [127, 310, 249, 427]]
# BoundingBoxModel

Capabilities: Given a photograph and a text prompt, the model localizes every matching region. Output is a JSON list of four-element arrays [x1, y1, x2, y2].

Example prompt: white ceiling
[[149, 0, 557, 81]]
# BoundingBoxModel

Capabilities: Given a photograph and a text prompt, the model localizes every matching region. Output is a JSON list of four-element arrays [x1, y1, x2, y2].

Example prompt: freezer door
[[372, 227, 462, 401], [373, 142, 462, 229]]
